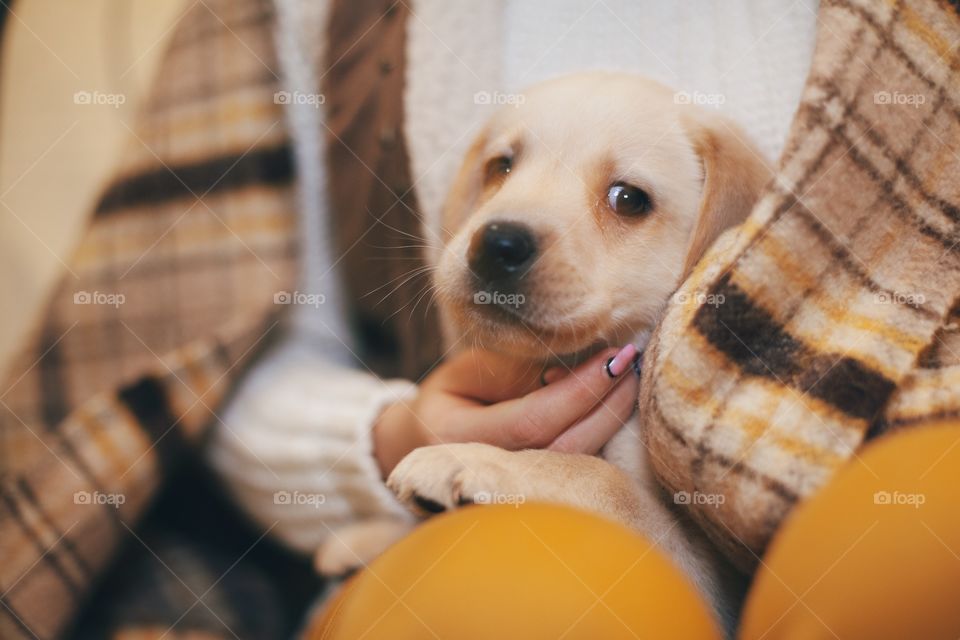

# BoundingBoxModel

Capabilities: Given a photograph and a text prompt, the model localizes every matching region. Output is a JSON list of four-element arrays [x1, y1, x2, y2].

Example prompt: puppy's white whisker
[[375, 271, 435, 309], [363, 265, 434, 303], [370, 216, 430, 243], [382, 283, 433, 325], [408, 282, 438, 320], [367, 243, 433, 251], [361, 264, 432, 297]]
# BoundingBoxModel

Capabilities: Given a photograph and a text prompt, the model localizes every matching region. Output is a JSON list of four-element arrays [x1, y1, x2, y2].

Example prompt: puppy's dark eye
[[484, 156, 512, 184], [606, 182, 652, 217]]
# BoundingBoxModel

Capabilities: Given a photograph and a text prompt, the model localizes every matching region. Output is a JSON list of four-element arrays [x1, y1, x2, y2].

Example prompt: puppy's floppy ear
[[680, 112, 773, 278], [441, 131, 489, 234]]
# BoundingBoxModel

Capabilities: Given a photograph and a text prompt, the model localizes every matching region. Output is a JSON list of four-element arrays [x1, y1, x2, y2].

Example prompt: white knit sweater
[[208, 0, 818, 555]]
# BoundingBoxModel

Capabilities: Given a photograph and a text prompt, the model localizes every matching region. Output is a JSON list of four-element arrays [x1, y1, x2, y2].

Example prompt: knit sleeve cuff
[[208, 355, 417, 555], [351, 378, 420, 515]]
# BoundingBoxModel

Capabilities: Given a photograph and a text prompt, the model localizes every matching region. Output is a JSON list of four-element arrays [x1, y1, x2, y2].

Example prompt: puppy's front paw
[[387, 443, 513, 515], [315, 533, 364, 577], [314, 519, 412, 577]]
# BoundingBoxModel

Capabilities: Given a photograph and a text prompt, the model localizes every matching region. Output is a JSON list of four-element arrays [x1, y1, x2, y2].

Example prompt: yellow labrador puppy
[[304, 73, 768, 623], [383, 72, 772, 621]]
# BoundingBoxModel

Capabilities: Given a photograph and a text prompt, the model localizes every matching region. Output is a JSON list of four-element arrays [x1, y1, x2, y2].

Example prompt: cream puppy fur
[[322, 72, 771, 623]]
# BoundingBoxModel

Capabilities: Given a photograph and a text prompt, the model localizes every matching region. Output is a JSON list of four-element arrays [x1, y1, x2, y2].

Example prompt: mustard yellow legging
[[311, 424, 960, 640], [737, 422, 960, 640]]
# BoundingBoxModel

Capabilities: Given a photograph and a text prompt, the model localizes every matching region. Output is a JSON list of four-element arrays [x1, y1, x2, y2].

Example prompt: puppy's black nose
[[469, 222, 537, 282]]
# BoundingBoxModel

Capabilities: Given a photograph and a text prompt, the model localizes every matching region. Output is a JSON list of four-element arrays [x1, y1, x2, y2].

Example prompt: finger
[[542, 345, 641, 386], [466, 345, 639, 449], [540, 366, 568, 386], [439, 349, 548, 402], [547, 371, 640, 454]]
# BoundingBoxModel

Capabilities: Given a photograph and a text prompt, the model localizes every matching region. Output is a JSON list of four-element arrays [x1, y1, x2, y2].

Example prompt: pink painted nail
[[604, 344, 638, 378]]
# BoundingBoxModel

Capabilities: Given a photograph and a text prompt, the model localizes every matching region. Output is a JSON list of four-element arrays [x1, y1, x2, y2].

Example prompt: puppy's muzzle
[[468, 221, 537, 285]]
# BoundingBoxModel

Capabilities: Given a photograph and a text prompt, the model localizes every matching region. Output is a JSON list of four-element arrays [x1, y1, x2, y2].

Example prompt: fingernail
[[604, 344, 638, 378], [541, 367, 565, 385]]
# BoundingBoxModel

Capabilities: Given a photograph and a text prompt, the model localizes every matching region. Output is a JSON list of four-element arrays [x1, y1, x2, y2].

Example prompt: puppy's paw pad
[[315, 520, 412, 577], [315, 538, 363, 577], [387, 443, 505, 515], [412, 493, 447, 514]]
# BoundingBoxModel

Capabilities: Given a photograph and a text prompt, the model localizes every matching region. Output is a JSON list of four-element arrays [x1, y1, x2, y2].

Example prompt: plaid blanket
[[640, 0, 960, 571], [0, 0, 299, 637], [1, 0, 434, 636]]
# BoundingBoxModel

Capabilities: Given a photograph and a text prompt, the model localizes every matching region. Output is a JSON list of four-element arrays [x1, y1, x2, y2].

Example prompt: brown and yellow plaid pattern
[[641, 0, 960, 571], [0, 0, 297, 637]]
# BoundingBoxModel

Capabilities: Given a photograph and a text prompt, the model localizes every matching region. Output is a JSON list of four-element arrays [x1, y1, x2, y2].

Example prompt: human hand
[[373, 345, 640, 476]]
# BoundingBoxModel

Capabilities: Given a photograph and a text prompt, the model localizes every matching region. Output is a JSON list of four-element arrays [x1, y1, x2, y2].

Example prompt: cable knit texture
[[211, 344, 416, 554], [211, 0, 818, 556]]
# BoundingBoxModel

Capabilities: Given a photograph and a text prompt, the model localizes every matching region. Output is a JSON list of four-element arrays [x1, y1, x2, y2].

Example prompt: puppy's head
[[434, 72, 771, 360]]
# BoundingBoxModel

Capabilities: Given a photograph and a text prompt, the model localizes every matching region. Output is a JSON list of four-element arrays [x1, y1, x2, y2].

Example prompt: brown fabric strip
[[36, 321, 68, 430], [117, 376, 188, 477], [94, 143, 294, 217], [324, 0, 443, 380], [696, 274, 897, 421], [0, 485, 84, 601]]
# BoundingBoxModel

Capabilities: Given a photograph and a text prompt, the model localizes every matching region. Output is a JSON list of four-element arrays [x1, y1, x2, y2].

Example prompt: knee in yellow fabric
[[740, 424, 960, 640]]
